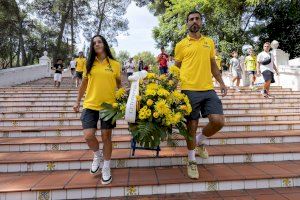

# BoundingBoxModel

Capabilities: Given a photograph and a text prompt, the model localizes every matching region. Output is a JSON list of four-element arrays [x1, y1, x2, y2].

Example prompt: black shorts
[[80, 109, 116, 130], [262, 70, 275, 83], [75, 71, 83, 79], [182, 90, 223, 120], [247, 71, 256, 76]]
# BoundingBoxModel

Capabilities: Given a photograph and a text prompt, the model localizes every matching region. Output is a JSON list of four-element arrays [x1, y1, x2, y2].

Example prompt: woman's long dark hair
[[86, 35, 115, 74]]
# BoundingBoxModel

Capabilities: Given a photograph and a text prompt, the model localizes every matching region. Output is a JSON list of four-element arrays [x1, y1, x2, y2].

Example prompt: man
[[157, 47, 169, 74], [75, 51, 87, 88], [69, 56, 76, 79], [257, 42, 279, 98], [126, 58, 135, 78], [138, 59, 144, 71], [244, 48, 257, 90], [175, 10, 227, 179], [51, 58, 64, 88], [229, 51, 243, 92]]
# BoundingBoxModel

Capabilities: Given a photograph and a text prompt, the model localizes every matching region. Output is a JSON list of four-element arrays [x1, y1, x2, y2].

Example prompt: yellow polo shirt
[[175, 35, 215, 91], [215, 55, 222, 70], [245, 55, 257, 71], [83, 58, 121, 111], [75, 57, 87, 72]]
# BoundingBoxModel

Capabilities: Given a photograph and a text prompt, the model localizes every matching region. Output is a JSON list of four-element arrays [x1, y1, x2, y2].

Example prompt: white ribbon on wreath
[[125, 70, 148, 123]]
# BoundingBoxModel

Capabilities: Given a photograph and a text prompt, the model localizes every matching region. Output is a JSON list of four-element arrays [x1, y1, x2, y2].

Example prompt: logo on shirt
[[105, 64, 113, 72]]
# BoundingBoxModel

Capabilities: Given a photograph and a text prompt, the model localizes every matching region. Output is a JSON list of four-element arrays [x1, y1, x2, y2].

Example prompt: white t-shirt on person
[[257, 51, 275, 73], [70, 60, 76, 69], [126, 62, 135, 73]]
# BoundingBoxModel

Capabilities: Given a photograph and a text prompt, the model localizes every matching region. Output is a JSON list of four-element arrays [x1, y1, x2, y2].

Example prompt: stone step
[[1, 120, 300, 138], [2, 97, 300, 104], [0, 161, 299, 199], [1, 113, 300, 126], [1, 143, 300, 172], [3, 94, 300, 101], [1, 130, 300, 152], [2, 107, 300, 117], [1, 103, 300, 113]]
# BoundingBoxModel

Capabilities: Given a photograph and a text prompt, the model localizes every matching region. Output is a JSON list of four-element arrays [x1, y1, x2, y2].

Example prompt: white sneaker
[[101, 167, 112, 185], [90, 154, 102, 175]]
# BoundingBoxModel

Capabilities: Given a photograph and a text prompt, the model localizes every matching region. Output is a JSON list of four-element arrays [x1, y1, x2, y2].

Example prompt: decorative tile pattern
[[116, 160, 126, 168], [207, 182, 218, 191], [245, 154, 253, 163], [282, 178, 293, 187], [270, 137, 276, 144], [219, 139, 226, 145], [38, 191, 50, 200], [51, 144, 60, 151], [56, 130, 62, 137], [12, 121, 18, 127], [47, 162, 55, 171], [126, 186, 138, 196]]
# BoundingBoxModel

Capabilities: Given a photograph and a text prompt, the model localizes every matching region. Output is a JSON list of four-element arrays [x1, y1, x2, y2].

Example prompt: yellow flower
[[112, 103, 118, 108], [169, 65, 180, 77], [159, 74, 167, 81], [147, 73, 157, 79], [154, 99, 171, 115], [168, 80, 174, 86], [157, 88, 170, 97], [180, 105, 187, 111], [147, 99, 153, 106], [136, 95, 142, 101], [147, 83, 159, 90], [120, 104, 126, 112], [145, 89, 156, 96], [153, 112, 159, 118], [115, 88, 126, 100], [138, 106, 152, 120]]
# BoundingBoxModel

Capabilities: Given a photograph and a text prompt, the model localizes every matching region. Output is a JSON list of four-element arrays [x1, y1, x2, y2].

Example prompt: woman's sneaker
[[90, 154, 102, 175], [101, 167, 112, 185], [187, 161, 199, 179], [197, 144, 209, 159]]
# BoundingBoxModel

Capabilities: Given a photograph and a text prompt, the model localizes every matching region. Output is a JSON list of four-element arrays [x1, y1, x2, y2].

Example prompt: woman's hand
[[73, 102, 80, 112]]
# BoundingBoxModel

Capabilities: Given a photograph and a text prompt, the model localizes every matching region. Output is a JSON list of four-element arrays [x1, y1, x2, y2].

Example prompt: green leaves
[[99, 103, 123, 125]]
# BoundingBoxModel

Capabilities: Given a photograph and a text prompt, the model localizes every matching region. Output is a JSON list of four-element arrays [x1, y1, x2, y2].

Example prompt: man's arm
[[211, 58, 227, 96]]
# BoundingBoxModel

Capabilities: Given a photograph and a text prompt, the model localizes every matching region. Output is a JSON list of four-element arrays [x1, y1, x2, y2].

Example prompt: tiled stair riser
[[1, 152, 300, 172], [0, 177, 299, 200], [1, 136, 300, 152]]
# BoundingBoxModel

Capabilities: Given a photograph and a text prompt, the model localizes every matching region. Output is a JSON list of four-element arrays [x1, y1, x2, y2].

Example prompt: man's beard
[[189, 24, 200, 33]]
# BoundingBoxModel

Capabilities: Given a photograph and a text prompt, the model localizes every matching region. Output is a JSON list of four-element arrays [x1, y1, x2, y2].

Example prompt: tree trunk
[[70, 0, 75, 56], [9, 37, 13, 68], [53, 0, 72, 62], [97, 0, 108, 34]]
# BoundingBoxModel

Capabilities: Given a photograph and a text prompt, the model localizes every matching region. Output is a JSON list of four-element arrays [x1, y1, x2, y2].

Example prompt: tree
[[133, 51, 157, 67], [117, 50, 130, 66], [251, 0, 300, 58]]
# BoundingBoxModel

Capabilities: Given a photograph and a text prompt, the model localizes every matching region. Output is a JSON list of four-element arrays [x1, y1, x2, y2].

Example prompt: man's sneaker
[[101, 167, 112, 185], [90, 154, 102, 175], [187, 161, 199, 179], [196, 145, 209, 159]]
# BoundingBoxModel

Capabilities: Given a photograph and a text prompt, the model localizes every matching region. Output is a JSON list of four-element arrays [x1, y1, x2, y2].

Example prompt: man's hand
[[73, 102, 80, 113], [257, 70, 261, 76], [220, 84, 227, 97]]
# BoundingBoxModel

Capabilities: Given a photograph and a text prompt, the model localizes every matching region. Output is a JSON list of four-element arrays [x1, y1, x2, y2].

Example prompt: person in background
[[168, 55, 175, 67], [126, 58, 135, 78], [229, 51, 243, 92], [52, 58, 64, 88], [75, 51, 87, 88], [69, 57, 76, 85], [257, 42, 279, 98], [244, 48, 257, 90], [138, 59, 144, 71], [157, 47, 169, 74], [215, 49, 222, 73]]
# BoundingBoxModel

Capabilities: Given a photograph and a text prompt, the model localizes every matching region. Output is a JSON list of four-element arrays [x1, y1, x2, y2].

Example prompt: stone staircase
[[0, 77, 300, 200]]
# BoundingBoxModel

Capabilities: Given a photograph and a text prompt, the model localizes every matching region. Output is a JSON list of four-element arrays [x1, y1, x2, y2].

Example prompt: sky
[[114, 3, 160, 56], [78, 3, 160, 57]]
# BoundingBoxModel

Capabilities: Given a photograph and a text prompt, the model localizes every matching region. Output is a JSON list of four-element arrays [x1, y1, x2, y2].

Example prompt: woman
[[229, 51, 243, 92], [73, 35, 121, 185]]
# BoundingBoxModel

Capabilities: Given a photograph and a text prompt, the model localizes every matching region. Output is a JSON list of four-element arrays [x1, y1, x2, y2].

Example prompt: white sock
[[103, 160, 110, 168], [94, 150, 102, 158], [188, 150, 196, 161], [196, 134, 208, 145]]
